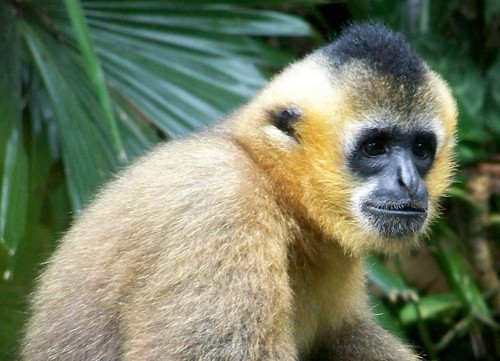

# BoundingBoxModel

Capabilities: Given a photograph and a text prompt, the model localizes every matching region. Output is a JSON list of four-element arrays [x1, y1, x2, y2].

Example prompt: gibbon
[[22, 23, 456, 360]]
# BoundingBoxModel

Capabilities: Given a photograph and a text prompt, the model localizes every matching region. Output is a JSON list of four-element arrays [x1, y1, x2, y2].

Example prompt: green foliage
[[2, 1, 500, 360]]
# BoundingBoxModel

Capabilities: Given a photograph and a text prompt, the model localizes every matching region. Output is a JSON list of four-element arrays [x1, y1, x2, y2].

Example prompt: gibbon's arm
[[119, 214, 298, 360], [307, 314, 420, 361]]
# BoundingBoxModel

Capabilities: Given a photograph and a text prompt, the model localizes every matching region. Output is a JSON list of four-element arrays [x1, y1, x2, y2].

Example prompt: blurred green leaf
[[0, 3, 27, 264], [0, 3, 19, 164], [84, 4, 312, 36], [367, 256, 416, 300], [485, 0, 500, 21], [65, 0, 127, 162], [483, 54, 500, 139], [344, 0, 407, 26], [446, 186, 479, 209], [22, 22, 119, 211], [433, 226, 494, 325], [488, 55, 500, 108], [489, 213, 500, 227], [0, 128, 29, 261], [399, 293, 462, 325], [415, 37, 486, 136]]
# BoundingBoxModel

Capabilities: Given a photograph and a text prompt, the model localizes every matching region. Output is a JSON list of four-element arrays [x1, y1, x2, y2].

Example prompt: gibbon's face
[[347, 124, 436, 239], [235, 25, 457, 255], [333, 60, 456, 255]]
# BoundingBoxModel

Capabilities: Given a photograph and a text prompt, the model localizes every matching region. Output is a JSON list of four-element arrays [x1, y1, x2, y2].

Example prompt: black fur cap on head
[[321, 22, 425, 87]]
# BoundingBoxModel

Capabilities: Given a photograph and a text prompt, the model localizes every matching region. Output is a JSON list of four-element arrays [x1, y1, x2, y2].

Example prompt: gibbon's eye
[[272, 108, 301, 141], [413, 134, 436, 159], [363, 135, 388, 157]]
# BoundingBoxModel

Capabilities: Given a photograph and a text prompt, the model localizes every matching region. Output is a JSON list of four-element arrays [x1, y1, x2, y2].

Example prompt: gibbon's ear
[[269, 108, 302, 143]]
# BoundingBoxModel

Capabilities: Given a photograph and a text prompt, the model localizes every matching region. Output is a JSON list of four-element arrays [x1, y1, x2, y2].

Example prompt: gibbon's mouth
[[364, 202, 427, 216], [362, 202, 428, 239]]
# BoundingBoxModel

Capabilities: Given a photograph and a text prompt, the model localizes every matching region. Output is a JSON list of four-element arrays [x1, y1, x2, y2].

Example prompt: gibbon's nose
[[396, 156, 420, 198]]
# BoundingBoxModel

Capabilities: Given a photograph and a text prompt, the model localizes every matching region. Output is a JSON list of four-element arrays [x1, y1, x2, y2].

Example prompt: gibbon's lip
[[364, 202, 427, 216], [362, 202, 428, 239]]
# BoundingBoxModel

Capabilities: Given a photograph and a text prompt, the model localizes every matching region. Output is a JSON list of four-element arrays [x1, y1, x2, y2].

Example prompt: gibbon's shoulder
[[84, 127, 273, 222], [321, 22, 425, 87], [110, 129, 255, 196], [64, 127, 277, 249]]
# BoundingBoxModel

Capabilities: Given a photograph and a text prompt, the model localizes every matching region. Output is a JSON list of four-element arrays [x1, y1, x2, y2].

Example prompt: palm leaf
[[0, 4, 27, 262]]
